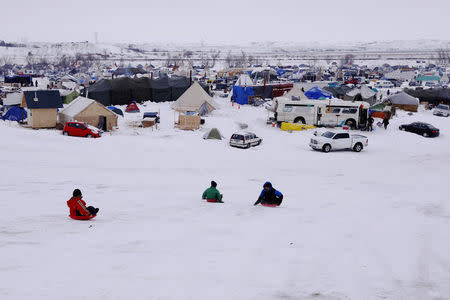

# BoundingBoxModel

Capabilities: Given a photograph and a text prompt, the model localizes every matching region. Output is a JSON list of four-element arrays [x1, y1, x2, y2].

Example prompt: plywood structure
[[29, 108, 58, 128]]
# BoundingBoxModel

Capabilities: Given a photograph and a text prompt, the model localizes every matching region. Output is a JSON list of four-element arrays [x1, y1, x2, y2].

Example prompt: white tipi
[[171, 82, 219, 115]]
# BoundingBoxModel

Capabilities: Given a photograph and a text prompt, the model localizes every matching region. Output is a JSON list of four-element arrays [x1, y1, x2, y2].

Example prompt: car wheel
[[256, 141, 261, 146], [322, 144, 331, 153], [63, 131, 69, 136], [345, 119, 355, 129], [87, 134, 92, 138], [293, 117, 305, 124], [423, 132, 428, 137], [353, 143, 363, 152]]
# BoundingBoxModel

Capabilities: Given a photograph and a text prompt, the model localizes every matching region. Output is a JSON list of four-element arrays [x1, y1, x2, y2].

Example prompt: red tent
[[125, 102, 140, 113]]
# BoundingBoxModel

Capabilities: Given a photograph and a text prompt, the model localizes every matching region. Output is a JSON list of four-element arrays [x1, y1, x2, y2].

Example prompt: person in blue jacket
[[254, 182, 283, 206]]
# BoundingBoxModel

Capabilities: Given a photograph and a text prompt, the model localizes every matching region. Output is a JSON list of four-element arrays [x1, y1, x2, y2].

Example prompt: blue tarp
[[232, 86, 255, 105], [305, 86, 333, 99], [0, 106, 27, 122], [107, 106, 124, 116]]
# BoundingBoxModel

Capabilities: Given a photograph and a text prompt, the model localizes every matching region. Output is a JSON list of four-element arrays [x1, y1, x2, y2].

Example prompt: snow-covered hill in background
[[1, 39, 449, 67]]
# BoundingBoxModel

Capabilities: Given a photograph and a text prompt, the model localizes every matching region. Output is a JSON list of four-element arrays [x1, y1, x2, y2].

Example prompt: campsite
[[1, 1, 450, 299]]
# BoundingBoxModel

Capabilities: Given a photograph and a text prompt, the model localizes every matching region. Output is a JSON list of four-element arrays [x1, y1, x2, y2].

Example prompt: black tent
[[405, 88, 450, 105], [86, 76, 202, 106], [87, 79, 112, 106], [323, 85, 352, 98]]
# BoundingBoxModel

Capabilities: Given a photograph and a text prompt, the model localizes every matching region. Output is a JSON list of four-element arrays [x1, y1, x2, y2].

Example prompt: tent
[[305, 86, 332, 99], [203, 128, 223, 140], [235, 74, 253, 86], [3, 93, 22, 106], [405, 88, 450, 105], [59, 96, 118, 131], [107, 106, 124, 116], [62, 90, 80, 104], [87, 76, 193, 106], [171, 82, 218, 115], [0, 106, 27, 122], [280, 84, 307, 100], [385, 92, 419, 112], [344, 85, 377, 105], [323, 85, 353, 98], [232, 86, 255, 105], [125, 101, 140, 113]]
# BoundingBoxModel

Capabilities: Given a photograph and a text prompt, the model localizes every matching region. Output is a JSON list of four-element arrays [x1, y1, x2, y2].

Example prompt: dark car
[[399, 122, 440, 137]]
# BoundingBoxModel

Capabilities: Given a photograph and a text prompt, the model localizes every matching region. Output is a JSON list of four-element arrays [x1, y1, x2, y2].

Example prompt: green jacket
[[202, 187, 222, 201]]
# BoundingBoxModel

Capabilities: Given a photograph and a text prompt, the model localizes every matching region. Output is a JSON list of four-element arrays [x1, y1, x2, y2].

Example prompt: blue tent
[[107, 106, 124, 116], [0, 107, 27, 122], [305, 86, 332, 99], [232, 86, 255, 105]]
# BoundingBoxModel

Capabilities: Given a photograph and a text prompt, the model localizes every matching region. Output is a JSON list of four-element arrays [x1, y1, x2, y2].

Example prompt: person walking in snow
[[67, 189, 99, 218], [202, 181, 223, 203], [254, 182, 283, 207], [383, 116, 389, 130]]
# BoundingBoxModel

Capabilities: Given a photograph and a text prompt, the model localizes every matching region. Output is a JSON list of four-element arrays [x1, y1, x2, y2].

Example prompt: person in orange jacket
[[67, 189, 99, 217]]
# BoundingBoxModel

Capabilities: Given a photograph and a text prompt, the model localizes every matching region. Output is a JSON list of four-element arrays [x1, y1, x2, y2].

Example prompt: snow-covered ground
[[0, 97, 449, 300]]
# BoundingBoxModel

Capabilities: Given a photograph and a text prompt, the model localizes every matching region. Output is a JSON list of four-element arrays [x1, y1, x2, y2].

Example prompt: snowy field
[[0, 97, 449, 300]]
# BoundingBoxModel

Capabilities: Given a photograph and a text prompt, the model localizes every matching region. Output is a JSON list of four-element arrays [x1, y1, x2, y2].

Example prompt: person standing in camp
[[202, 181, 223, 203], [67, 189, 99, 218], [367, 115, 374, 131], [383, 116, 389, 130], [254, 182, 283, 207]]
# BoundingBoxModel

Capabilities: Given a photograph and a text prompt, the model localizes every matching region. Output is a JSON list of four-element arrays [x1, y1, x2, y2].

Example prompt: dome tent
[[203, 128, 224, 140], [305, 86, 332, 100]]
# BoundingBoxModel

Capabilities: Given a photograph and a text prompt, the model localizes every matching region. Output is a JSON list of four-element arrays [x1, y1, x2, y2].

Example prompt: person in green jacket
[[202, 181, 223, 203]]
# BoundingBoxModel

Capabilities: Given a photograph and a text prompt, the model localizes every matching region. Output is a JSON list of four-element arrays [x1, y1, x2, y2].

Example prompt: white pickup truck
[[309, 131, 368, 153]]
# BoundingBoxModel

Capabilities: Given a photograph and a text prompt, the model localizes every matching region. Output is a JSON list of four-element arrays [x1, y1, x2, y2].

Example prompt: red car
[[62, 122, 102, 138]]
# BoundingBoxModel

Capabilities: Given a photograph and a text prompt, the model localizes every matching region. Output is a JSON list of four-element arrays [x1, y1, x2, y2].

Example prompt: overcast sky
[[1, 0, 448, 44]]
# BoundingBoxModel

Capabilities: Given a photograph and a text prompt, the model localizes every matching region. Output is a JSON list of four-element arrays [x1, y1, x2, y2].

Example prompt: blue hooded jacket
[[255, 182, 283, 205]]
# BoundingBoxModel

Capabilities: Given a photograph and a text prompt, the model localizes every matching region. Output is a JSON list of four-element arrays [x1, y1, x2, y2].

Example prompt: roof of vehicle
[[276, 97, 370, 108], [233, 131, 256, 135]]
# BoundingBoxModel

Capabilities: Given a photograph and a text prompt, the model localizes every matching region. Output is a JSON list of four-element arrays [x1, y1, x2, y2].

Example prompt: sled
[[261, 204, 278, 207], [206, 199, 223, 203], [69, 214, 96, 220]]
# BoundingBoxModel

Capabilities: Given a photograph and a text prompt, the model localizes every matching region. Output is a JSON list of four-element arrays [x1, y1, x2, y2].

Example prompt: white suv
[[433, 104, 449, 117], [230, 132, 262, 148]]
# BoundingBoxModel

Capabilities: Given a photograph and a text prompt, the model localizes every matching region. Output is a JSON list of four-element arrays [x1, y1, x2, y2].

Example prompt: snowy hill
[[0, 97, 449, 299]]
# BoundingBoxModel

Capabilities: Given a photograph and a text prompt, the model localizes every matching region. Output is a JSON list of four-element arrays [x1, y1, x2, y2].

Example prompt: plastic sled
[[206, 199, 221, 203], [261, 204, 278, 207], [69, 214, 96, 220]]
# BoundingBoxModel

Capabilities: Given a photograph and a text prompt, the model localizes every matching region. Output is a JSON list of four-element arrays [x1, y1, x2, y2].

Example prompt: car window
[[78, 124, 86, 129], [283, 106, 293, 112], [342, 108, 358, 114], [322, 132, 335, 138], [332, 108, 341, 113], [232, 134, 243, 140], [334, 133, 349, 139], [68, 123, 76, 128]]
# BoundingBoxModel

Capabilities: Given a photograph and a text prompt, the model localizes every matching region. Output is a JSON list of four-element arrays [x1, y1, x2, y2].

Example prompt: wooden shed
[[21, 90, 63, 129], [59, 96, 118, 131]]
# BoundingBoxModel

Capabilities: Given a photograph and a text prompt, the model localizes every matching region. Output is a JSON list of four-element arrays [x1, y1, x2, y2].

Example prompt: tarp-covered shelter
[[385, 92, 419, 112], [323, 85, 352, 98], [59, 96, 118, 131], [405, 88, 450, 105], [61, 90, 79, 104], [280, 84, 307, 100], [203, 128, 223, 140], [344, 85, 377, 105], [21, 90, 63, 128], [171, 82, 218, 115], [107, 106, 124, 116], [0, 106, 27, 122], [86, 76, 193, 106], [305, 86, 333, 99], [3, 93, 22, 106]]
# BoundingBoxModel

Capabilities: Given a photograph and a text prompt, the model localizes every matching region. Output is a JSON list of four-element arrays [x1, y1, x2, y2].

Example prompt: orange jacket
[[67, 196, 91, 217]]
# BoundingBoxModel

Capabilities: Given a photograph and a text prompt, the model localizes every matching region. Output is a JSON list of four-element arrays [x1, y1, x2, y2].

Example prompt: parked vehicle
[[309, 131, 368, 153], [399, 122, 440, 137], [63, 122, 102, 138], [271, 98, 370, 129], [229, 132, 262, 148], [433, 104, 449, 117], [375, 80, 394, 88]]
